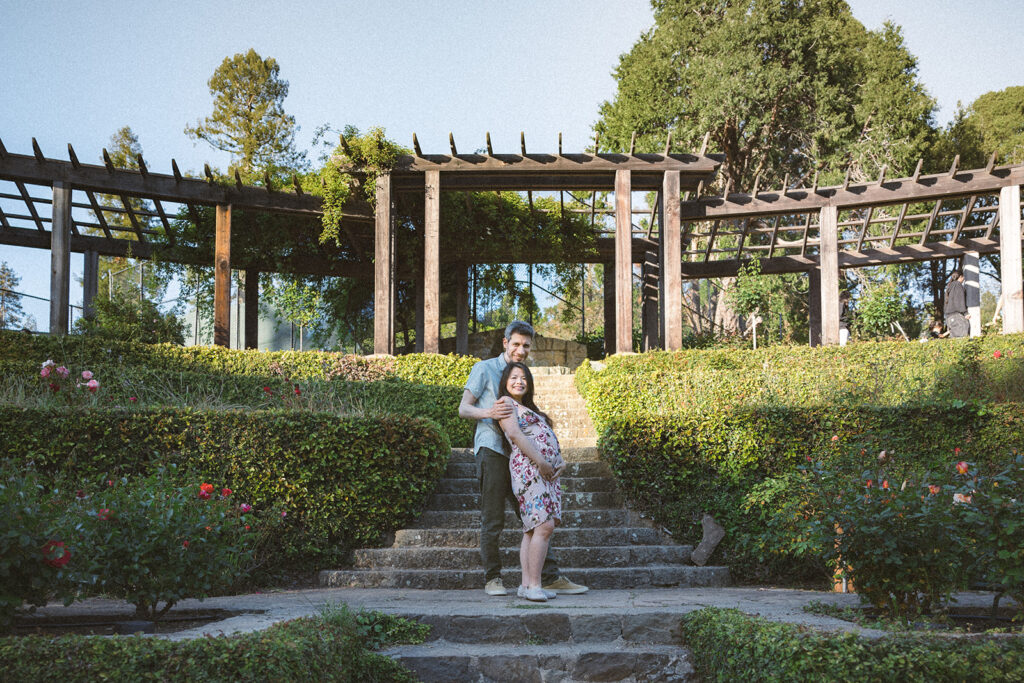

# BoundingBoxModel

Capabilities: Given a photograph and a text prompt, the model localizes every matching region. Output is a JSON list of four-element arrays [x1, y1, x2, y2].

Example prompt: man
[[944, 269, 970, 338], [838, 291, 852, 346], [458, 320, 588, 596]]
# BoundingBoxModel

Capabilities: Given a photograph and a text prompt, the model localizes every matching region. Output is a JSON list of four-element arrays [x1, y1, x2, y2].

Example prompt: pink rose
[[56, 366, 69, 378], [87, 379, 99, 393], [831, 435, 839, 442], [240, 503, 252, 513], [40, 366, 51, 378], [994, 350, 1003, 359], [198, 490, 211, 500], [81, 370, 93, 381]]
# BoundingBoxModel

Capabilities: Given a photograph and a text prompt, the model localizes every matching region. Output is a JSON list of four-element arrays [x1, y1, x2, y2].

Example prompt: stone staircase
[[531, 366, 598, 449]]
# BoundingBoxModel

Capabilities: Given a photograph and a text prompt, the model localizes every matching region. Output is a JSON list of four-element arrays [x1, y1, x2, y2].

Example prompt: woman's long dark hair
[[498, 361, 553, 428]]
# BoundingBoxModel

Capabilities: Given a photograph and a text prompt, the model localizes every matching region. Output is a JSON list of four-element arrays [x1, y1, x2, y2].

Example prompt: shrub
[[0, 606, 427, 682], [61, 469, 282, 620], [0, 408, 450, 564], [681, 608, 1024, 682], [0, 465, 70, 632], [73, 293, 186, 345]]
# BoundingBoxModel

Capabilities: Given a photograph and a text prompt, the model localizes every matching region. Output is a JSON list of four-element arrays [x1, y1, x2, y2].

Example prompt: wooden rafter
[[16, 180, 45, 231]]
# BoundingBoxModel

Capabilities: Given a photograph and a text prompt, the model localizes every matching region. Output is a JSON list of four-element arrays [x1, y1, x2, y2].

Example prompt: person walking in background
[[944, 269, 970, 338], [839, 291, 852, 346], [458, 321, 588, 597], [498, 361, 563, 602]]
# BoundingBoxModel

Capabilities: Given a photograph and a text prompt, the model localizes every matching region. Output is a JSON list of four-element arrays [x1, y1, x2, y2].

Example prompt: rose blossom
[[865, 479, 873, 488], [928, 485, 941, 495], [40, 366, 51, 378], [182, 540, 190, 548], [240, 503, 252, 513], [956, 461, 969, 475], [221, 487, 232, 497], [994, 350, 1003, 359], [97, 508, 112, 521], [831, 435, 839, 442], [42, 359, 54, 368], [200, 483, 214, 494], [953, 493, 973, 504], [56, 366, 69, 378], [42, 540, 70, 568], [198, 490, 211, 500], [81, 370, 93, 381], [87, 379, 99, 393]]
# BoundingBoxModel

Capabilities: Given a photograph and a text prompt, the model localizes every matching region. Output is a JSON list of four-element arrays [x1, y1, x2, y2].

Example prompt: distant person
[[458, 321, 588, 597], [498, 361, 563, 602], [839, 291, 852, 346], [944, 269, 970, 338]]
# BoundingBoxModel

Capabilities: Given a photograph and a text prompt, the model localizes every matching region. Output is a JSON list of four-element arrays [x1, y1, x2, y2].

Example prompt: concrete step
[[447, 447, 600, 465], [445, 460, 611, 479], [412, 508, 654, 530], [392, 527, 671, 548], [427, 490, 624, 511], [319, 565, 729, 591], [350, 545, 692, 570], [386, 641, 694, 682], [434, 476, 617, 494]]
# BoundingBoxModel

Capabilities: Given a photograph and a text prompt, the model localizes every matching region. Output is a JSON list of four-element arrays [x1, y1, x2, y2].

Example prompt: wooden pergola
[[1, 133, 1022, 354]]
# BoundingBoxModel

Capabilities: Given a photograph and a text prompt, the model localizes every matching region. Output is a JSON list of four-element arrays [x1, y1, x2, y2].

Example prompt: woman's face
[[506, 367, 528, 401]]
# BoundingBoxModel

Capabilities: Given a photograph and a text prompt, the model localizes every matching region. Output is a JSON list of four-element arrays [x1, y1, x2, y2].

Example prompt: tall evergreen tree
[[185, 48, 305, 181], [0, 262, 24, 329]]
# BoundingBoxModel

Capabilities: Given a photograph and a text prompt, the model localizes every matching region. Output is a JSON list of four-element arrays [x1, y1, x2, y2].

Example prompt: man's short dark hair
[[504, 320, 534, 340]]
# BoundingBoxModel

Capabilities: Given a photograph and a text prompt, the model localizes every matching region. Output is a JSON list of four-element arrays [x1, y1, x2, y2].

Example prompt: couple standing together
[[458, 321, 589, 602]]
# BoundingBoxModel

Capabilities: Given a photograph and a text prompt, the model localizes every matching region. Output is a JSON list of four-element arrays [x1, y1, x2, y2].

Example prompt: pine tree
[[0, 262, 25, 329]]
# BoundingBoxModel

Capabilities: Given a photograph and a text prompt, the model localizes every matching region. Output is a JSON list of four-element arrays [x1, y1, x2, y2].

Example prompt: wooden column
[[244, 268, 259, 349], [808, 267, 821, 347], [603, 262, 615, 356], [963, 251, 982, 337], [49, 182, 72, 334], [614, 169, 633, 354], [456, 264, 469, 355], [82, 249, 99, 318], [819, 205, 840, 345], [423, 170, 441, 353], [374, 173, 394, 354], [661, 170, 683, 350], [1000, 185, 1023, 334], [213, 204, 232, 347]]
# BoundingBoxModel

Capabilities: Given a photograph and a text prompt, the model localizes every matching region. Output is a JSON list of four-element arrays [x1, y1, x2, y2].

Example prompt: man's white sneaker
[[484, 578, 507, 596]]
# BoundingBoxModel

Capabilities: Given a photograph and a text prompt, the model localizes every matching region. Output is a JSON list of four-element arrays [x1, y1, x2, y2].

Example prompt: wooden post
[[424, 170, 441, 353], [808, 267, 822, 347], [213, 204, 231, 347], [963, 251, 982, 337], [49, 182, 72, 334], [82, 249, 99, 318], [819, 206, 840, 345], [374, 172, 394, 354], [456, 264, 469, 355], [999, 185, 1023, 334], [614, 169, 633, 354], [641, 246, 659, 350], [662, 170, 682, 350], [603, 262, 615, 356], [244, 268, 259, 349]]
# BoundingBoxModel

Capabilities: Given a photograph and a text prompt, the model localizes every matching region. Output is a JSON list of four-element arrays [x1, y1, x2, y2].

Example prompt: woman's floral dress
[[507, 399, 563, 532]]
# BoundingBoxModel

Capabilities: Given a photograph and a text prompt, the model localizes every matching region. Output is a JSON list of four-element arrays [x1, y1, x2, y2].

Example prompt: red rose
[[928, 485, 941, 495], [198, 490, 211, 500], [263, 386, 272, 393], [221, 488, 232, 497], [294, 386, 301, 396], [994, 350, 1003, 359], [97, 508, 112, 521], [244, 525, 251, 531], [881, 480, 890, 490], [200, 483, 214, 494], [182, 540, 190, 548], [42, 540, 70, 568], [865, 479, 873, 488], [956, 461, 969, 475]]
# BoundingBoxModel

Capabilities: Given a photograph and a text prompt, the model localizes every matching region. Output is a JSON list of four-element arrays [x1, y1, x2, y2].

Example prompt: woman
[[498, 361, 564, 602]]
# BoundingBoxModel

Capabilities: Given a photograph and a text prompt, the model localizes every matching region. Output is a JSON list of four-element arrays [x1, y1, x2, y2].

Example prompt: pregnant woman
[[498, 361, 564, 602]]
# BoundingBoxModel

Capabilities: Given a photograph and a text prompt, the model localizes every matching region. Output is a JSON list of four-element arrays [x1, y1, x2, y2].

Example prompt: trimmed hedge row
[[0, 407, 450, 561], [0, 330, 477, 385], [0, 608, 426, 682], [576, 335, 1024, 582], [681, 608, 1024, 682]]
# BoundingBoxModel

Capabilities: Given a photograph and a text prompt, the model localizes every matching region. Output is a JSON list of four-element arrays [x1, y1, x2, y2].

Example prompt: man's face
[[503, 333, 532, 363]]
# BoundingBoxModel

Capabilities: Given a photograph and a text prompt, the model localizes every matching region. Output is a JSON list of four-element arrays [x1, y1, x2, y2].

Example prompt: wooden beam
[[614, 169, 633, 353], [83, 249, 99, 318], [423, 169, 441, 353], [374, 172, 394, 354], [919, 199, 943, 245], [819, 205, 840, 345], [244, 268, 259, 349], [456, 264, 469, 355], [680, 164, 1024, 220], [380, 152, 722, 176], [662, 170, 683, 350], [603, 261, 615, 357], [50, 182, 72, 334], [213, 204, 231, 347], [808, 266, 821, 347], [999, 184, 1023, 333]]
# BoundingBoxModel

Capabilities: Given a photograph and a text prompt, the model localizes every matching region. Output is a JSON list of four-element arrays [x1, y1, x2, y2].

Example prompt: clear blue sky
[[1, 0, 1021, 329]]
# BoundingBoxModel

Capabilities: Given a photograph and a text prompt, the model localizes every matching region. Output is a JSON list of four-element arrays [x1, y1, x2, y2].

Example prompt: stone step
[[447, 447, 600, 465], [350, 545, 692, 570], [434, 476, 617, 494], [445, 460, 611, 479], [427, 490, 624, 511], [392, 526, 670, 548], [386, 642, 694, 682], [319, 565, 729, 591], [412, 508, 653, 530]]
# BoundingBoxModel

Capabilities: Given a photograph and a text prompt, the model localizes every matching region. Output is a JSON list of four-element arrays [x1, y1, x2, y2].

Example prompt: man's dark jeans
[[476, 446, 559, 584]]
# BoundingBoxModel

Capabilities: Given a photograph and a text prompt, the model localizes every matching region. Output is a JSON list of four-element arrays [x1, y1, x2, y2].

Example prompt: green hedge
[[681, 608, 1024, 682], [0, 608, 425, 682], [576, 335, 1024, 582], [0, 408, 449, 562]]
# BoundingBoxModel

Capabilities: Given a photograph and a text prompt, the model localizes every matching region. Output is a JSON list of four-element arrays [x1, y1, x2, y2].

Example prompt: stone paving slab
[[26, 587, 1014, 642]]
